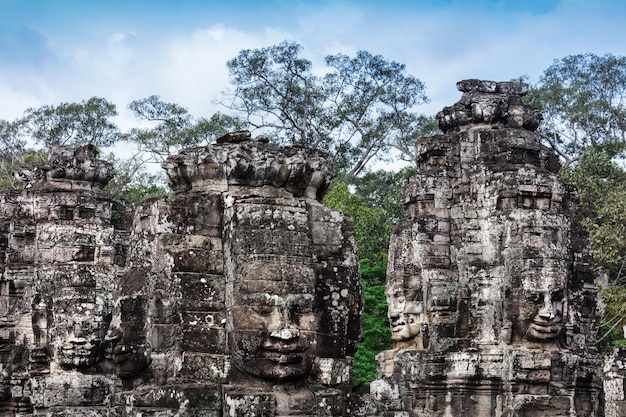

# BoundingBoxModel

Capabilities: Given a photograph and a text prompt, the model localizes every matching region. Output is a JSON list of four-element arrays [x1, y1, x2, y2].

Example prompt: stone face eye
[[251, 305, 274, 316], [290, 304, 307, 317], [551, 290, 564, 302]]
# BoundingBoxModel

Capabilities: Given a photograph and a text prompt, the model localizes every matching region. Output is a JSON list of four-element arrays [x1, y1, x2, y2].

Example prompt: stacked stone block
[[107, 134, 362, 416], [0, 145, 130, 416]]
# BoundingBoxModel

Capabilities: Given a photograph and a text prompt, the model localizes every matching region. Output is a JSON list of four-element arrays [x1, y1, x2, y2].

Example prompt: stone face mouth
[[529, 320, 562, 336], [260, 351, 304, 364], [258, 346, 309, 364], [391, 324, 407, 333]]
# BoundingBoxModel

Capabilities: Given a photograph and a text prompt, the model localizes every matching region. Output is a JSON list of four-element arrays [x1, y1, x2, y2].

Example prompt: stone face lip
[[15, 144, 115, 190], [436, 79, 542, 133], [162, 132, 336, 201]]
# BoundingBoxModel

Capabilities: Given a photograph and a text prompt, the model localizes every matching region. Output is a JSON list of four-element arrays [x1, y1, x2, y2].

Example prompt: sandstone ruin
[[0, 80, 620, 416], [369, 80, 602, 417], [0, 135, 362, 415]]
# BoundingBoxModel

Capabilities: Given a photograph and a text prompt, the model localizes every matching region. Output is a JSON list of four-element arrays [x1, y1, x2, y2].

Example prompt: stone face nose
[[538, 294, 556, 320], [388, 313, 405, 326], [267, 307, 300, 340], [269, 327, 300, 340]]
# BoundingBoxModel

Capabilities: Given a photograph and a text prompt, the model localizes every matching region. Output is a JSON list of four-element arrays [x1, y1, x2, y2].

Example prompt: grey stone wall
[[0, 145, 130, 415]]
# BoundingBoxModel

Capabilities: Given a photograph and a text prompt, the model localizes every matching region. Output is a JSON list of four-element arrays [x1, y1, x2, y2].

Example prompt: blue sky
[[1, 0, 625, 162]]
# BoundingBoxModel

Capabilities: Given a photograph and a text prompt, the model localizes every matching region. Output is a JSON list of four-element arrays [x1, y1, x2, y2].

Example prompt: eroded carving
[[369, 80, 601, 417], [0, 145, 129, 414], [105, 135, 362, 415]]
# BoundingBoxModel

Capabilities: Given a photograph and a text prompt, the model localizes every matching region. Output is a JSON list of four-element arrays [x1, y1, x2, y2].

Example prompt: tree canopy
[[125, 95, 245, 162], [222, 41, 431, 175], [23, 97, 121, 149], [527, 53, 626, 166]]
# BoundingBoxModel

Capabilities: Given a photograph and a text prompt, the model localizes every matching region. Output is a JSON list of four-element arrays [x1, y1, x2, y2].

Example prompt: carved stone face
[[512, 264, 566, 343], [49, 269, 110, 369], [387, 290, 426, 343], [106, 296, 151, 378], [53, 300, 103, 368], [230, 259, 319, 382]]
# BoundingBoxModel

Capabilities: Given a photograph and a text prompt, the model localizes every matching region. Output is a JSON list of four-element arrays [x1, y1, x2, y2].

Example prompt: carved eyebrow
[[239, 293, 276, 306]]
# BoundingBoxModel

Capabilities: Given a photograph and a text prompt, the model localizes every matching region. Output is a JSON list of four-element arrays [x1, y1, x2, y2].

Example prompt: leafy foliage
[[223, 42, 324, 146], [561, 147, 626, 350], [0, 119, 28, 190], [23, 97, 121, 148], [126, 96, 246, 162], [561, 148, 626, 278], [223, 41, 429, 175], [324, 180, 396, 265], [527, 53, 626, 166], [324, 172, 403, 391], [352, 264, 391, 394], [598, 283, 626, 349], [105, 169, 169, 204]]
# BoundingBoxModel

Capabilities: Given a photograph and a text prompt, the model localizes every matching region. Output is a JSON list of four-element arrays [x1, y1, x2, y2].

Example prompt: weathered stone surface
[[0, 145, 130, 415], [369, 80, 602, 417], [105, 137, 361, 415], [436, 79, 542, 133], [16, 145, 115, 191], [161, 134, 335, 200], [0, 138, 361, 415], [604, 346, 626, 417]]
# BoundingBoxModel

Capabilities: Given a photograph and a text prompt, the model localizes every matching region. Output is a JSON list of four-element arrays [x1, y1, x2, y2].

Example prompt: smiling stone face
[[386, 289, 426, 346], [230, 259, 319, 381], [511, 262, 567, 345], [225, 197, 323, 383]]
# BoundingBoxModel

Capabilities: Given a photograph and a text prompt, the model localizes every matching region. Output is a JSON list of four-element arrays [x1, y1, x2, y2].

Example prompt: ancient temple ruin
[[369, 80, 602, 416], [0, 79, 619, 416], [0, 135, 362, 415], [0, 144, 132, 414]]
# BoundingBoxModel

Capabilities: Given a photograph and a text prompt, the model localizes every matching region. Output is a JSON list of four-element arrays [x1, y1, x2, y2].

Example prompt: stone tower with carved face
[[369, 80, 601, 417], [0, 145, 130, 414], [106, 133, 363, 416]]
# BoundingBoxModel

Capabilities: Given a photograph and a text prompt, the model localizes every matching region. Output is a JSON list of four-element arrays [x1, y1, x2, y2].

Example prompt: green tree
[[393, 114, 440, 163], [126, 95, 246, 162], [324, 180, 396, 266], [0, 119, 28, 190], [562, 148, 626, 277], [222, 41, 429, 175], [527, 53, 626, 166], [110, 171, 169, 204], [352, 264, 390, 394], [102, 151, 170, 203], [23, 97, 121, 148], [561, 147, 626, 348]]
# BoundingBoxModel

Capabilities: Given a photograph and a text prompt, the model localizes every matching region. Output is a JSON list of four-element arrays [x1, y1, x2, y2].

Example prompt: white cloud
[[154, 24, 292, 117], [1, 0, 626, 166]]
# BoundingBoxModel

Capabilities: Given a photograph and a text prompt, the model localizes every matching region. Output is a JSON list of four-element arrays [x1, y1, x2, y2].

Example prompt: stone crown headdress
[[15, 144, 115, 190], [436, 79, 542, 133], [162, 131, 336, 202]]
